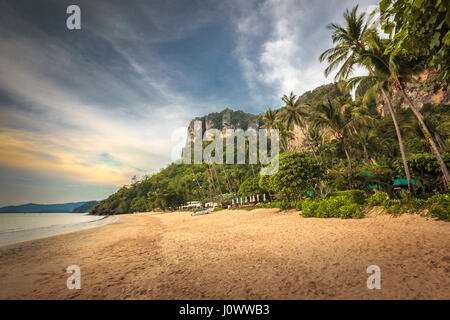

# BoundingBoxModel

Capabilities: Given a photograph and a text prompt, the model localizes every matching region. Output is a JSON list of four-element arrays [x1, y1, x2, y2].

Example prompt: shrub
[[330, 190, 366, 205], [367, 191, 389, 207], [301, 198, 320, 217], [383, 197, 426, 216], [380, 193, 449, 220], [271, 200, 295, 210], [300, 196, 363, 219], [426, 194, 449, 221], [338, 203, 364, 219]]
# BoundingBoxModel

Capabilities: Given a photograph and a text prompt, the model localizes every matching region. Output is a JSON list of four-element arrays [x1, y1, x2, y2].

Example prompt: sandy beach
[[0, 208, 449, 300]]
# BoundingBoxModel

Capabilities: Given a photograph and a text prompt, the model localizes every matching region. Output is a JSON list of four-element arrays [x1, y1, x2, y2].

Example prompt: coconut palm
[[261, 109, 277, 136], [419, 104, 448, 151], [274, 121, 294, 152], [311, 98, 361, 189], [319, 5, 373, 81], [278, 92, 318, 158], [352, 127, 379, 165], [386, 54, 450, 190], [305, 126, 329, 159], [319, 5, 414, 191], [360, 32, 450, 190]]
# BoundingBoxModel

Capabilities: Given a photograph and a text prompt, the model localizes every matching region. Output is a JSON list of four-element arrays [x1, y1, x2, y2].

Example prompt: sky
[[0, 0, 378, 206]]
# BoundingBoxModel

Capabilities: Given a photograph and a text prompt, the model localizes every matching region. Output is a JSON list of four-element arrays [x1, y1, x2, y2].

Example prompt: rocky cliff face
[[377, 70, 450, 115], [287, 83, 346, 152], [186, 108, 261, 141]]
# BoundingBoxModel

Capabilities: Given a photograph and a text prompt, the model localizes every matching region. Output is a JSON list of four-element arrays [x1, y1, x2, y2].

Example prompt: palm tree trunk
[[207, 166, 218, 199], [211, 164, 225, 196], [298, 123, 318, 160], [340, 139, 353, 189], [366, 65, 413, 192], [190, 165, 206, 200], [251, 164, 256, 178], [221, 163, 234, 196], [380, 88, 413, 192], [399, 89, 449, 191], [435, 132, 447, 151]]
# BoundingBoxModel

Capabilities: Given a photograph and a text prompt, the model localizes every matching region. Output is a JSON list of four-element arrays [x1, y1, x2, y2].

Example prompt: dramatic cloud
[[0, 0, 378, 205], [231, 0, 378, 106]]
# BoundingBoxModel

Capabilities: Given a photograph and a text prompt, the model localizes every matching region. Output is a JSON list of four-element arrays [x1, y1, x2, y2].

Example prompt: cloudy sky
[[0, 0, 378, 205]]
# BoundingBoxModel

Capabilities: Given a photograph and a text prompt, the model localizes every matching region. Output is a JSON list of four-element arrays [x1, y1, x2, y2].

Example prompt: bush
[[339, 203, 365, 219], [426, 194, 449, 221], [383, 197, 426, 216], [367, 191, 389, 207], [301, 198, 320, 217], [380, 193, 449, 220], [269, 200, 295, 210], [300, 196, 363, 219], [330, 190, 366, 205]]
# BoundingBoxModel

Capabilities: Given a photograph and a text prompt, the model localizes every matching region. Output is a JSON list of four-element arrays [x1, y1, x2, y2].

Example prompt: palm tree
[[418, 104, 448, 151], [352, 126, 379, 165], [278, 92, 318, 159], [261, 109, 277, 136], [319, 5, 373, 81], [274, 121, 294, 152], [319, 5, 414, 192], [305, 126, 328, 159], [360, 32, 450, 190], [387, 53, 450, 190], [311, 98, 361, 189]]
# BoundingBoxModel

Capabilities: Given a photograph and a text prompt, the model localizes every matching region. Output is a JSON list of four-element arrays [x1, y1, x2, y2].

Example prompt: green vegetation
[[302, 196, 364, 219], [93, 1, 449, 221], [379, 0, 449, 87], [329, 190, 366, 205], [381, 193, 450, 221], [367, 191, 390, 206], [238, 177, 262, 198], [260, 152, 325, 204]]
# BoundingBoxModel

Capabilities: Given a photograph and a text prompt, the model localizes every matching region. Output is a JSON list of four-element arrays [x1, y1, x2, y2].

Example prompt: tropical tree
[[238, 177, 262, 198], [311, 98, 366, 189], [279, 92, 318, 158], [263, 152, 325, 203], [384, 52, 450, 190], [378, 0, 449, 88], [352, 126, 379, 165], [261, 109, 277, 136], [274, 121, 294, 152], [358, 30, 450, 190], [319, 5, 414, 191], [305, 126, 329, 160]]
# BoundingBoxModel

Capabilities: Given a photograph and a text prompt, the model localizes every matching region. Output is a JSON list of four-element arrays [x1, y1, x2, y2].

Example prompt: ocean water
[[0, 213, 116, 247]]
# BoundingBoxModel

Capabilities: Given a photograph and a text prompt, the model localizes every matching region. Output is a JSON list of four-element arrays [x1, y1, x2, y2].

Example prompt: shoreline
[[0, 209, 449, 299], [0, 214, 119, 248]]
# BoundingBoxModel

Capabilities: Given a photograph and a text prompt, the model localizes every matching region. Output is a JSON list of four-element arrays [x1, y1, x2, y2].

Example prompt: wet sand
[[0, 208, 449, 299]]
